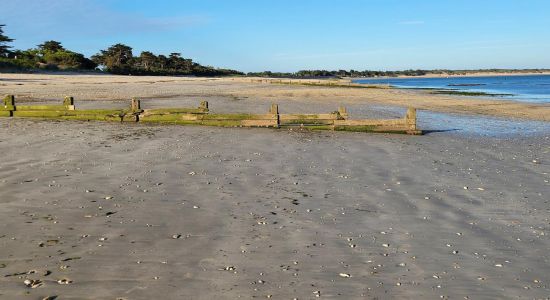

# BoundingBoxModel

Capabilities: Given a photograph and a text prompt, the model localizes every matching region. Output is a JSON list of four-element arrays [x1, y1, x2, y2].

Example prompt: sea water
[[354, 74, 550, 104]]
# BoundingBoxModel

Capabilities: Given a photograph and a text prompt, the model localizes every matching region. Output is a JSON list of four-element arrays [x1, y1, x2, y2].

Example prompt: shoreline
[[1, 73, 549, 122], [350, 71, 550, 79]]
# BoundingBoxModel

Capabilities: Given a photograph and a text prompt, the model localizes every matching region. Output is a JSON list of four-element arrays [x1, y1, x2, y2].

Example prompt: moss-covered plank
[[241, 120, 279, 127], [201, 113, 276, 120], [0, 105, 15, 111], [12, 110, 125, 119], [334, 119, 407, 126], [279, 114, 339, 120], [76, 109, 126, 115], [14, 105, 71, 111], [144, 108, 207, 115], [13, 111, 73, 118], [198, 120, 243, 127], [294, 125, 334, 131], [140, 114, 198, 122], [280, 119, 335, 125]]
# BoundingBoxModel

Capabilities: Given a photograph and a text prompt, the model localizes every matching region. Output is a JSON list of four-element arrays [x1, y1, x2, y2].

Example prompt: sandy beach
[[1, 118, 549, 299], [1, 74, 549, 299], [1, 73, 549, 121]]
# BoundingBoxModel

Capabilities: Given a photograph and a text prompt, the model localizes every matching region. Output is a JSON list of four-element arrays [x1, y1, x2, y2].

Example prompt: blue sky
[[1, 0, 549, 72]]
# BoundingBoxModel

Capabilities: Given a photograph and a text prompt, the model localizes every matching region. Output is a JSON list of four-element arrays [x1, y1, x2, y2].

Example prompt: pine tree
[[0, 24, 14, 57]]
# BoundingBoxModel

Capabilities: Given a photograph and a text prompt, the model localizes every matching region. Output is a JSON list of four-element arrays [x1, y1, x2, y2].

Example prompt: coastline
[[1, 73, 549, 122], [350, 71, 550, 79], [1, 73, 549, 299]]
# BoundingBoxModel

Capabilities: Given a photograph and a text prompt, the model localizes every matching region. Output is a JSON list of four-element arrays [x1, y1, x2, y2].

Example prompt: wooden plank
[[334, 119, 407, 126], [279, 113, 339, 120], [142, 108, 207, 115], [241, 119, 279, 127], [14, 105, 71, 111], [140, 114, 199, 122], [201, 114, 277, 121], [0, 105, 15, 111]]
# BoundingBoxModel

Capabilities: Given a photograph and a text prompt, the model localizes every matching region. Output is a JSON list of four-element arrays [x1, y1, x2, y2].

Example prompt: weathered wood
[[241, 119, 279, 127], [201, 113, 278, 121], [131, 98, 141, 111], [270, 104, 279, 114], [338, 106, 348, 119], [63, 96, 74, 106], [3, 95, 15, 106], [199, 101, 209, 112], [15, 105, 71, 111], [0, 98, 421, 135], [406, 107, 417, 130], [142, 108, 208, 115], [0, 105, 15, 111], [279, 113, 339, 120], [334, 119, 407, 126]]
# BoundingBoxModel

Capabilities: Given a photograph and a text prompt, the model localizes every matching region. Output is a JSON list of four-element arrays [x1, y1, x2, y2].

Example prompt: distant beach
[[392, 71, 550, 79]]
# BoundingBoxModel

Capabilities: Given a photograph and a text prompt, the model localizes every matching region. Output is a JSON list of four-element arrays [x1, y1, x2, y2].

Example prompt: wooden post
[[63, 96, 74, 106], [270, 104, 280, 127], [270, 103, 279, 115], [338, 106, 348, 119], [131, 98, 141, 112], [64, 96, 75, 110], [2, 95, 15, 117], [3, 95, 15, 106], [199, 101, 209, 112], [406, 107, 417, 132]]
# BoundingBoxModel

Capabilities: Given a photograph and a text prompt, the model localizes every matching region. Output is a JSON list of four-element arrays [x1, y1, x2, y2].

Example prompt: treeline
[[90, 44, 242, 76], [1, 40, 97, 71], [247, 68, 550, 78], [0, 24, 242, 76], [247, 69, 429, 78]]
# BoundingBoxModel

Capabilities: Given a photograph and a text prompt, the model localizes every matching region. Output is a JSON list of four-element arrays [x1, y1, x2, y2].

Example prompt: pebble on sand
[[57, 278, 73, 285], [23, 279, 43, 288]]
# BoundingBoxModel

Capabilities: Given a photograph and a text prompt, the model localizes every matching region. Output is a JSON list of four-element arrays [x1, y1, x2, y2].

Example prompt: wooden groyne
[[1, 95, 422, 135]]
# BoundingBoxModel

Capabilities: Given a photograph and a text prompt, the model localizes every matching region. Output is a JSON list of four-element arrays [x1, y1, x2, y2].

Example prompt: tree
[[92, 43, 134, 74], [38, 40, 65, 53], [138, 51, 157, 71], [0, 24, 14, 57], [156, 54, 169, 71]]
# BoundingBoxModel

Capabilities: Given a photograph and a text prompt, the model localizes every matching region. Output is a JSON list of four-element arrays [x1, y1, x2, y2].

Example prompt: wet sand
[[1, 73, 549, 121], [0, 118, 549, 299]]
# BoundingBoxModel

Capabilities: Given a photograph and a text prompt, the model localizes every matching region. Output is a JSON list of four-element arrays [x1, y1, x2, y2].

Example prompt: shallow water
[[354, 75, 550, 104], [365, 105, 550, 137]]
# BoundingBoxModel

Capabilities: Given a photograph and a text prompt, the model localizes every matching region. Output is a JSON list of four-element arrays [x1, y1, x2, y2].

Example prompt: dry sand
[[1, 73, 549, 299], [1, 73, 549, 121]]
